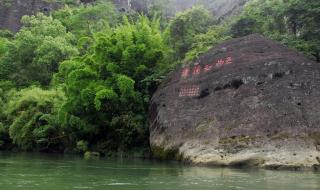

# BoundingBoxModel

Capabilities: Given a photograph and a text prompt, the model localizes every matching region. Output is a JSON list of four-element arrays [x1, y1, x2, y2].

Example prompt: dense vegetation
[[0, 0, 318, 157]]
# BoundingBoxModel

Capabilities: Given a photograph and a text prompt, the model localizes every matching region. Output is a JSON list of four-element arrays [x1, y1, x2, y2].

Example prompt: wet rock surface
[[149, 34, 320, 170]]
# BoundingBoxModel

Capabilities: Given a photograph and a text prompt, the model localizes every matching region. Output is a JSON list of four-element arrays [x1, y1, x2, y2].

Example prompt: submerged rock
[[84, 151, 100, 160], [149, 34, 320, 170]]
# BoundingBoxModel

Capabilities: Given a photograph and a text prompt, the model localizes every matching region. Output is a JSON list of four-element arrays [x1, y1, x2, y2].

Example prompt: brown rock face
[[149, 34, 320, 170], [0, 0, 60, 32]]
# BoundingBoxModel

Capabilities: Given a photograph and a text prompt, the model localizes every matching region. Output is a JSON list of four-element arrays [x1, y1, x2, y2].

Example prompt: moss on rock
[[309, 132, 320, 146], [151, 145, 182, 161]]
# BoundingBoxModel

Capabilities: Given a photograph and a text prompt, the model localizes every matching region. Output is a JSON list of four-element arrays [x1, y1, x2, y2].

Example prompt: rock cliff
[[0, 0, 59, 32], [149, 34, 320, 170], [0, 0, 248, 32]]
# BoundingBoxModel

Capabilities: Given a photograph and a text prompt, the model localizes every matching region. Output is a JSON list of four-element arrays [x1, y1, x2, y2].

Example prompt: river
[[0, 152, 319, 190]]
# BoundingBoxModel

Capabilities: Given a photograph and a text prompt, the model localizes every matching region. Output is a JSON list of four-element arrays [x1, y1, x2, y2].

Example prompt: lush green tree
[[230, 0, 320, 62], [0, 30, 12, 62], [147, 0, 170, 27], [53, 2, 117, 38], [230, 18, 258, 38], [0, 81, 15, 121], [165, 6, 216, 60], [4, 87, 65, 151], [0, 30, 14, 39], [0, 13, 78, 87], [0, 81, 15, 149], [185, 25, 231, 61], [52, 0, 78, 5], [0, 38, 9, 60], [57, 15, 168, 152], [1, 0, 318, 154], [284, 0, 320, 62]]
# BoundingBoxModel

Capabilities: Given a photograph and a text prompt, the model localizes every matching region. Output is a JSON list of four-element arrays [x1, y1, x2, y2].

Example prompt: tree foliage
[[0, 0, 318, 154], [56, 15, 168, 151], [4, 87, 65, 151], [185, 25, 231, 62], [165, 6, 216, 60], [0, 80, 14, 149], [53, 2, 117, 38], [0, 13, 78, 87], [230, 0, 320, 62]]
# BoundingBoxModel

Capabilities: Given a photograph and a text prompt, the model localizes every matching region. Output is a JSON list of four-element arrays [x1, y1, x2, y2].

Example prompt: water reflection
[[0, 152, 319, 190]]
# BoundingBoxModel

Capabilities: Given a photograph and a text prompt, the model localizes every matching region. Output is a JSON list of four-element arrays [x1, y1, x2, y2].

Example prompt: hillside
[[0, 0, 318, 166], [156, 0, 247, 18], [0, 0, 248, 32]]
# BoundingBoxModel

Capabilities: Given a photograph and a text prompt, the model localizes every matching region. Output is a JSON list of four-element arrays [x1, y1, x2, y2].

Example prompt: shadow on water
[[0, 152, 319, 190]]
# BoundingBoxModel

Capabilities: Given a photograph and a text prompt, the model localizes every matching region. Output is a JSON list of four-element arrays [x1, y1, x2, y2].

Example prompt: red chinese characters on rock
[[204, 64, 214, 72], [179, 85, 200, 97], [216, 59, 225, 67], [216, 57, 232, 67], [225, 56, 232, 65], [179, 57, 233, 98], [203, 56, 233, 72], [180, 56, 233, 79], [192, 65, 201, 76], [181, 67, 190, 78]]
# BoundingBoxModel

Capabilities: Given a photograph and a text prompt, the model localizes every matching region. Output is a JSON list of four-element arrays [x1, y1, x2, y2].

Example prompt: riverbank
[[0, 151, 319, 190]]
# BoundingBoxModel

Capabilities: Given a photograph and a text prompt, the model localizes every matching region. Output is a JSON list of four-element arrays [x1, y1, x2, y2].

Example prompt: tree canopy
[[0, 0, 318, 156]]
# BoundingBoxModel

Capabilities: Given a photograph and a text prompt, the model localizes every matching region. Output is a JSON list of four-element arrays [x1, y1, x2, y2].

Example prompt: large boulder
[[149, 34, 320, 170]]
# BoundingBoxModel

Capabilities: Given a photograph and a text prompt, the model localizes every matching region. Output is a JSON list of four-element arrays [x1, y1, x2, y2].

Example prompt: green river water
[[0, 152, 319, 190]]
